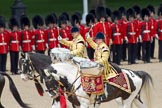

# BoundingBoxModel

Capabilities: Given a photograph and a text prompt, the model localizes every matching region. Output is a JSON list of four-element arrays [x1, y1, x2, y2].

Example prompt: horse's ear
[[21, 52, 25, 58]]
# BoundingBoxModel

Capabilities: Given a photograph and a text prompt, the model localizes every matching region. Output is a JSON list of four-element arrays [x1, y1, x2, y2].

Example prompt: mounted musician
[[86, 32, 118, 80], [58, 27, 85, 57]]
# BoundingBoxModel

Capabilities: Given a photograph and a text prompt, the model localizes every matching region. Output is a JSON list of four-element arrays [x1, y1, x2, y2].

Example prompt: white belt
[[113, 33, 121, 36], [23, 40, 31, 43], [128, 32, 136, 35], [143, 30, 150, 33], [11, 40, 19, 43], [37, 40, 44, 43], [49, 38, 56, 41], [0, 43, 7, 45]]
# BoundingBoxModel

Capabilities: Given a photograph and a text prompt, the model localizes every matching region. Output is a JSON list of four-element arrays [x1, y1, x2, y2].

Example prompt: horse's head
[[44, 75, 60, 98], [19, 53, 35, 81]]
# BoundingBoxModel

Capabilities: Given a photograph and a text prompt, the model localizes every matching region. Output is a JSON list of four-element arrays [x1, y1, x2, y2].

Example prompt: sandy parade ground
[[1, 40, 162, 108]]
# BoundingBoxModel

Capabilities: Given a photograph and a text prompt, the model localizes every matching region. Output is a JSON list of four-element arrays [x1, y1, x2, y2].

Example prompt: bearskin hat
[[147, 5, 155, 14], [61, 12, 70, 21], [89, 9, 96, 18], [132, 5, 141, 15], [20, 15, 30, 29], [141, 8, 150, 20], [95, 6, 106, 21], [112, 10, 121, 22], [51, 13, 58, 24], [118, 6, 126, 16], [58, 15, 67, 27], [9, 17, 19, 30], [45, 14, 57, 26], [32, 15, 44, 29], [74, 12, 82, 21], [158, 6, 162, 16], [71, 14, 80, 26], [106, 8, 112, 17], [86, 13, 95, 26], [0, 16, 6, 28], [126, 8, 135, 19]]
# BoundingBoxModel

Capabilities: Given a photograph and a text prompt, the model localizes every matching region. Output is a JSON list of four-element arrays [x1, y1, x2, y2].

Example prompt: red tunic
[[95, 21, 111, 45], [157, 19, 162, 40], [127, 21, 138, 44], [141, 21, 152, 42], [149, 18, 158, 37], [21, 30, 33, 52], [9, 31, 21, 52], [134, 19, 142, 38], [33, 29, 46, 51], [45, 27, 59, 49], [0, 31, 10, 54], [83, 25, 97, 48], [111, 23, 122, 45], [119, 19, 128, 39]]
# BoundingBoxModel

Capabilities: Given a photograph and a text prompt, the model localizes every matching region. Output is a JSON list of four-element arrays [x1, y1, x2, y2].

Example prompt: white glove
[[32, 45, 35, 51], [85, 32, 90, 38], [155, 34, 159, 40], [58, 35, 62, 41], [138, 35, 142, 43], [124, 37, 128, 43]]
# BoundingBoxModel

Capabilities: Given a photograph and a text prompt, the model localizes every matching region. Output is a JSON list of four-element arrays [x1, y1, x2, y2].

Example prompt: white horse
[[19, 52, 153, 108], [48, 59, 153, 108]]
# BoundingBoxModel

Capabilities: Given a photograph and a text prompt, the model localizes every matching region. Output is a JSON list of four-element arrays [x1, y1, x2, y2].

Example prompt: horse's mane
[[28, 53, 52, 70]]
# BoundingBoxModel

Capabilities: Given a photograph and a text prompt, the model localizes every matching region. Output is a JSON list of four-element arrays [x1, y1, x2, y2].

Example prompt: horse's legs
[[115, 97, 123, 108], [51, 101, 60, 108], [0, 75, 5, 108], [133, 98, 147, 108]]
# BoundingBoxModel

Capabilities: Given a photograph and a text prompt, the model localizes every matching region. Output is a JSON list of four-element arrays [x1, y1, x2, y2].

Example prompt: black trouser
[[128, 43, 136, 64], [112, 44, 121, 65], [137, 42, 142, 60], [36, 50, 45, 54], [48, 49, 51, 56], [122, 40, 127, 61], [0, 54, 7, 72], [87, 47, 94, 60], [10, 51, 19, 74], [158, 40, 162, 61], [150, 37, 155, 58], [142, 41, 151, 62]]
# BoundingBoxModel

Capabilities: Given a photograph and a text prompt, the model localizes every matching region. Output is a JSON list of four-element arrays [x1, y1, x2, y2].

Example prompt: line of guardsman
[[0, 5, 162, 74]]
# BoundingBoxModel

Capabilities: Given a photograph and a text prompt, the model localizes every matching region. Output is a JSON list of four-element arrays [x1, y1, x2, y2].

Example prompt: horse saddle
[[106, 63, 131, 93]]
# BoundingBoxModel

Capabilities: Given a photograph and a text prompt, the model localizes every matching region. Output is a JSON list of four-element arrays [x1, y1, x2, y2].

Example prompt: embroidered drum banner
[[81, 72, 104, 95]]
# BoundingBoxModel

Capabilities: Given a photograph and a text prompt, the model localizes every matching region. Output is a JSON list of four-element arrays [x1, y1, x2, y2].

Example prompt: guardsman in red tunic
[[106, 8, 113, 61], [58, 15, 72, 48], [20, 15, 33, 53], [71, 13, 84, 36], [157, 6, 162, 62], [95, 6, 111, 46], [126, 8, 138, 65], [61, 12, 72, 41], [0, 17, 10, 72], [133, 5, 142, 60], [141, 8, 152, 63], [9, 17, 21, 74], [147, 5, 158, 59], [45, 14, 59, 55], [111, 10, 123, 65], [32, 15, 46, 54], [118, 7, 128, 61], [84, 13, 97, 59]]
